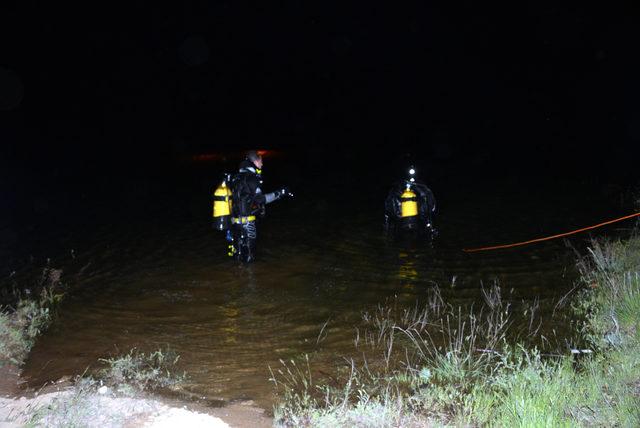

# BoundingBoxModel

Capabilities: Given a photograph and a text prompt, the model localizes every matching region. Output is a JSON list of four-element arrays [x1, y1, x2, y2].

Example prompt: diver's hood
[[239, 159, 259, 173]]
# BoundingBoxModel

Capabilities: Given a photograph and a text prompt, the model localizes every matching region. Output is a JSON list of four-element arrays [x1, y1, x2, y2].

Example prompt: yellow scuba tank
[[400, 186, 418, 218], [213, 179, 232, 231]]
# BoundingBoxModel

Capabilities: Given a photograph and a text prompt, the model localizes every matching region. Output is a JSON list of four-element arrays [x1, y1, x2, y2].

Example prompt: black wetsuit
[[229, 160, 285, 262], [385, 180, 437, 236], [232, 160, 266, 216]]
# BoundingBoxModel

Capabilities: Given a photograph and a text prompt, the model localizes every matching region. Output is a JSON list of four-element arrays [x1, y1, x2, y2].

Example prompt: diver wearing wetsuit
[[230, 150, 290, 262], [384, 166, 437, 238]]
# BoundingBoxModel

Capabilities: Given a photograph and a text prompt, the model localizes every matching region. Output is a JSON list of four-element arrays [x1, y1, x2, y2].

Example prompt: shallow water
[[6, 150, 630, 410]]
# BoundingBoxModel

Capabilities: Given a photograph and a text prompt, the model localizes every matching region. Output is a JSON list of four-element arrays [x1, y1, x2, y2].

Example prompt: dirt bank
[[0, 366, 272, 428]]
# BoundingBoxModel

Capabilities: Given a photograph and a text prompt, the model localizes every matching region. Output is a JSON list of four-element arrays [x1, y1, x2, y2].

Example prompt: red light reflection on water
[[192, 153, 225, 161], [191, 149, 279, 162]]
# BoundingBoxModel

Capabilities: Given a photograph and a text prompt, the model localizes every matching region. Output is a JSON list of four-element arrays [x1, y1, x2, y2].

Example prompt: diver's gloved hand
[[281, 186, 293, 198], [275, 187, 293, 200]]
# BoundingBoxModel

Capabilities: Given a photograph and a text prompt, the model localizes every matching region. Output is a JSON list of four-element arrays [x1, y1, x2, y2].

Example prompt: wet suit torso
[[231, 160, 265, 218], [385, 181, 436, 221]]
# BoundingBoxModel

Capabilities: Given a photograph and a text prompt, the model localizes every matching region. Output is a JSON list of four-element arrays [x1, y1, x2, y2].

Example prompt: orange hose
[[463, 212, 640, 253]]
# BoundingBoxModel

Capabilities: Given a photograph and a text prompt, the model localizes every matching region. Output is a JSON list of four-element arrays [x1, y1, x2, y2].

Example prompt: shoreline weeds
[[271, 232, 640, 426]]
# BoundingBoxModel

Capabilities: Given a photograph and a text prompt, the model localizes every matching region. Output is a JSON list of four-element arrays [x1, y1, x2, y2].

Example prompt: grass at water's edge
[[0, 267, 189, 426], [0, 266, 64, 366], [272, 233, 640, 427]]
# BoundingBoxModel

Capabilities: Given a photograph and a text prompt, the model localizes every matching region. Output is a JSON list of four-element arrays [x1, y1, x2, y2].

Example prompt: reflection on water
[[11, 155, 625, 411], [398, 252, 420, 293]]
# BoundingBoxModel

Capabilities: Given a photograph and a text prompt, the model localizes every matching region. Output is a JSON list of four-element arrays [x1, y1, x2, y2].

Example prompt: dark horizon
[[2, 1, 640, 237], [2, 2, 640, 168]]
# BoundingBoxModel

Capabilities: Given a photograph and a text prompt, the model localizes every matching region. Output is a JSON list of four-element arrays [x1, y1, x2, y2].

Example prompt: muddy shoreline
[[0, 364, 272, 427]]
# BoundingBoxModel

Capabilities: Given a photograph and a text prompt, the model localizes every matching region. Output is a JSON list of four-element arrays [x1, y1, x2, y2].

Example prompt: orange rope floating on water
[[463, 212, 640, 253]]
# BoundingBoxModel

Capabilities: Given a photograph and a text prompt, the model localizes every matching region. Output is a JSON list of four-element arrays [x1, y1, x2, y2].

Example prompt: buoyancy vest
[[231, 162, 264, 217]]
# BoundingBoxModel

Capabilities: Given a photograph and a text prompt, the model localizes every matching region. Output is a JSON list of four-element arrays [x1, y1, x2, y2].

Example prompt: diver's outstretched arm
[[264, 187, 292, 204]]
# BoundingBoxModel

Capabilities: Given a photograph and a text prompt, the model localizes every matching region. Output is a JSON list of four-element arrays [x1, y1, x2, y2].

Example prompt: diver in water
[[384, 166, 437, 239], [225, 150, 291, 263]]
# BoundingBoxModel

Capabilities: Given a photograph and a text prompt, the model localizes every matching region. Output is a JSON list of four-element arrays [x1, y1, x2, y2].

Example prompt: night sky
[[2, 2, 640, 181]]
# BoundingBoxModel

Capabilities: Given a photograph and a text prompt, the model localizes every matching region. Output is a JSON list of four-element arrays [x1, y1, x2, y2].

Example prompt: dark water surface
[[4, 149, 634, 410]]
